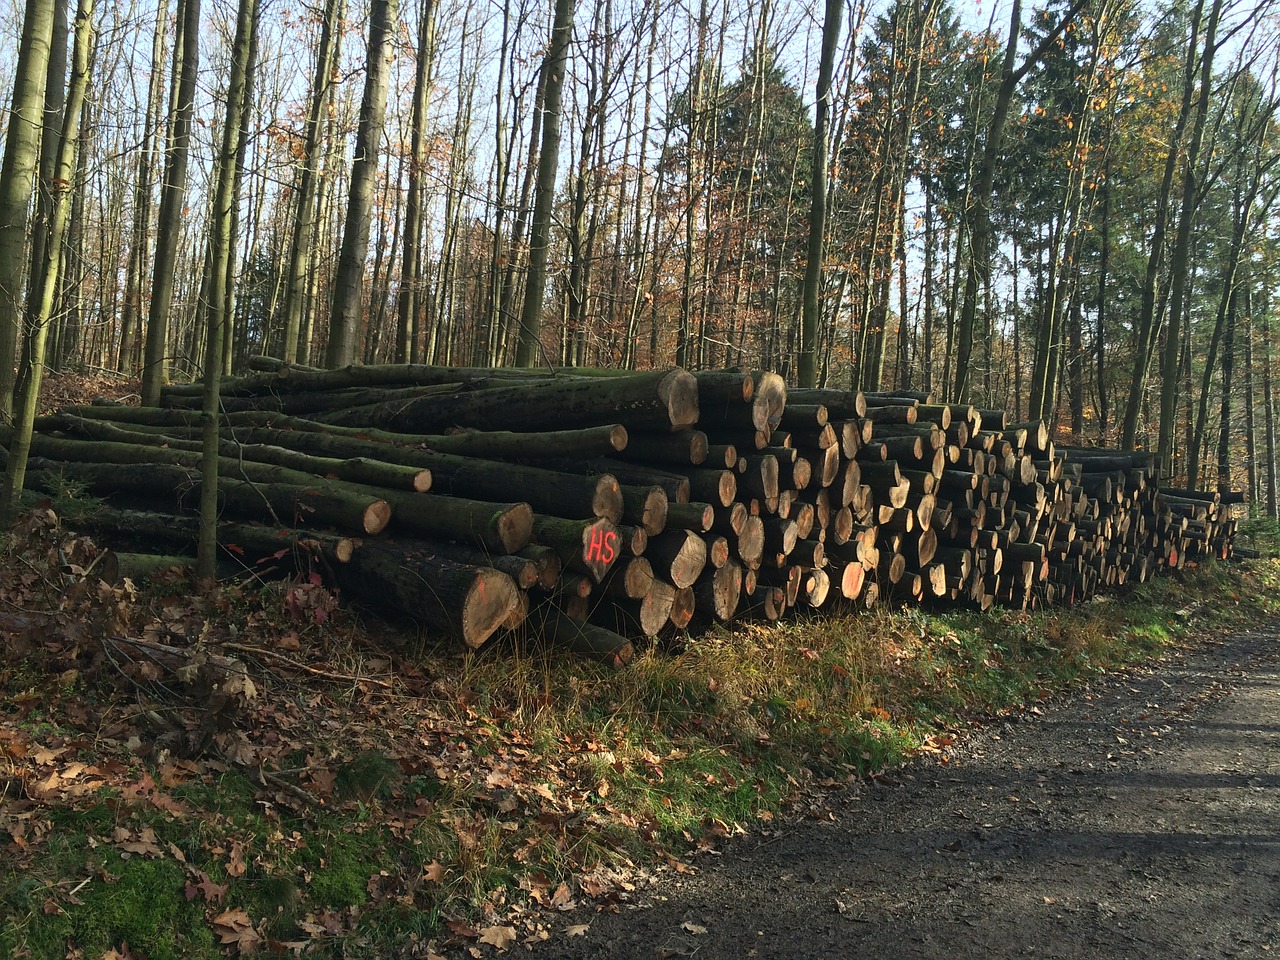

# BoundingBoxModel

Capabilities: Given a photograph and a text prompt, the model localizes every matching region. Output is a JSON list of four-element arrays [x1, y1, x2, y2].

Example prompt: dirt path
[[539, 621, 1280, 959]]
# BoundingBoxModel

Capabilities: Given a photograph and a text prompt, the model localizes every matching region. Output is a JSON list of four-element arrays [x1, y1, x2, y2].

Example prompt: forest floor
[[528, 612, 1280, 960], [2, 373, 1280, 959]]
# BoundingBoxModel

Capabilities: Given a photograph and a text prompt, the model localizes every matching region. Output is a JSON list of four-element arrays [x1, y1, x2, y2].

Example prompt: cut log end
[[752, 372, 787, 432], [364, 500, 392, 535], [497, 503, 535, 554], [660, 369, 701, 430], [461, 569, 521, 649], [592, 474, 624, 523]]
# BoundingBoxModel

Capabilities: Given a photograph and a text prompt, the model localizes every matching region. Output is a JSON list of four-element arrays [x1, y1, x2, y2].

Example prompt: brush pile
[[4, 360, 1239, 666]]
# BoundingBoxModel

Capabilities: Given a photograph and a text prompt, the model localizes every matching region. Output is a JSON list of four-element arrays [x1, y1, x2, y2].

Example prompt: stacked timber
[[0, 359, 1241, 664]]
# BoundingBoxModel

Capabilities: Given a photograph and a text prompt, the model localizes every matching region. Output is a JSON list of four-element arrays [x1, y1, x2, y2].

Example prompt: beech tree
[[140, 0, 200, 405], [799, 0, 841, 388], [515, 0, 575, 367], [327, 0, 398, 368], [0, 0, 55, 420], [2, 0, 92, 517]]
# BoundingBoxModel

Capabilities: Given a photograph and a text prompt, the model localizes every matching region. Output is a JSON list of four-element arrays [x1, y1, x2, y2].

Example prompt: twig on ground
[[220, 640, 394, 689]]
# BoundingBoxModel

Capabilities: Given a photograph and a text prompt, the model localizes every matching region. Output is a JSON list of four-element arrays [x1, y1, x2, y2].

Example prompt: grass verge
[[3, 520, 1278, 958]]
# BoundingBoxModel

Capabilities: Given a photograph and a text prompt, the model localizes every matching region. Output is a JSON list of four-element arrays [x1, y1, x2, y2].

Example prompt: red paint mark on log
[[586, 529, 619, 565]]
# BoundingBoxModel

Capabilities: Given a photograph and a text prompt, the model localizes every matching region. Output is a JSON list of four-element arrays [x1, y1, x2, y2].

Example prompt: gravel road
[[537, 620, 1280, 959]]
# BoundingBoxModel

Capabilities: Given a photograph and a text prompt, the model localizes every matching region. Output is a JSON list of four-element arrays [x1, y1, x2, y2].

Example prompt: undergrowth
[[2, 506, 1277, 958]]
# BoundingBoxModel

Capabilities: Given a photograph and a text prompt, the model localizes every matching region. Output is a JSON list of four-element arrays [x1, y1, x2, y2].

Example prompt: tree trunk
[[27, 459, 392, 535], [1120, 0, 1206, 449], [198, 0, 258, 576], [514, 0, 575, 367], [1157, 0, 1222, 477], [118, 0, 169, 375], [326, 0, 398, 368], [279, 0, 343, 363], [316, 368, 697, 433], [1, 0, 92, 520], [952, 0, 1086, 403], [0, 0, 57, 419], [141, 0, 200, 405], [798, 0, 841, 388], [1260, 297, 1277, 516], [395, 0, 436, 363], [21, 0, 68, 369]]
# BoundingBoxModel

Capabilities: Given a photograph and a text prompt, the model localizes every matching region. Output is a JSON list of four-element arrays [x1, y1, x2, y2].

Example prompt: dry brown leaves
[[1, 498, 699, 957]]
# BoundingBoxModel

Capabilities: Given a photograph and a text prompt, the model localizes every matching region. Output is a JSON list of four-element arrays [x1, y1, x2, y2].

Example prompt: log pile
[[0, 360, 1240, 664]]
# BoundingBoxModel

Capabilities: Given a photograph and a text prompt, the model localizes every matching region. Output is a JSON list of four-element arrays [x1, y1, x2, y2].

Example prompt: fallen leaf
[[31, 745, 68, 766], [423, 860, 446, 883], [446, 918, 479, 939], [485, 769, 514, 790], [196, 873, 229, 904], [550, 882, 574, 909], [114, 826, 163, 858], [226, 841, 247, 877], [478, 925, 516, 951], [211, 908, 263, 953]]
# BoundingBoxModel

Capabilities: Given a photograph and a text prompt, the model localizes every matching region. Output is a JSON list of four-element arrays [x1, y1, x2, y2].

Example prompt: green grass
[[4, 558, 1278, 958]]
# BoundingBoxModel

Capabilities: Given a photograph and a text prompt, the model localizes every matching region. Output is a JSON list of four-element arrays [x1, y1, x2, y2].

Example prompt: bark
[[0, 0, 57, 418], [798, 0, 841, 388], [165, 382, 470, 414], [1190, 183, 1249, 490], [531, 514, 621, 582], [316, 368, 698, 433], [395, 0, 437, 363], [645, 528, 707, 589], [620, 484, 669, 536], [0, 0, 92, 519], [326, 0, 398, 368], [117, 0, 169, 374], [280, 0, 343, 363], [593, 578, 672, 639], [514, 0, 575, 366], [375, 490, 533, 554], [665, 501, 714, 532], [531, 606, 633, 667], [199, 0, 259, 576], [140, 0, 199, 405], [617, 430, 708, 467], [331, 538, 519, 647], [21, 0, 68, 365], [1261, 297, 1277, 516], [28, 460, 391, 535], [1157, 0, 1223, 477], [50, 409, 632, 503], [50, 418, 434, 492], [76, 506, 359, 569]]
